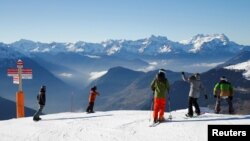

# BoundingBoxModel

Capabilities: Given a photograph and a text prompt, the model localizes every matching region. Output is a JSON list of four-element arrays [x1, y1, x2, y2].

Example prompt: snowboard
[[184, 112, 206, 119]]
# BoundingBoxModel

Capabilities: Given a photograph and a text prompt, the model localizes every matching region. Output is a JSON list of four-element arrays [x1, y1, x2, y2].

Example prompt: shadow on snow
[[168, 115, 250, 123], [42, 114, 113, 121]]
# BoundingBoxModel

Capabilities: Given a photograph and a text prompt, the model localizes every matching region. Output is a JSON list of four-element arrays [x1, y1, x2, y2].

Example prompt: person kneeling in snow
[[151, 69, 170, 123], [33, 85, 46, 121], [86, 86, 100, 113]]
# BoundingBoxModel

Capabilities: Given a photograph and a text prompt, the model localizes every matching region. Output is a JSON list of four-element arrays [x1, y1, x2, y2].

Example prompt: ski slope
[[0, 108, 249, 141]]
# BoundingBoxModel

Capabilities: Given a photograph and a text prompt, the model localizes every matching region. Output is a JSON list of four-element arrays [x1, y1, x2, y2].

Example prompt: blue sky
[[0, 0, 249, 45]]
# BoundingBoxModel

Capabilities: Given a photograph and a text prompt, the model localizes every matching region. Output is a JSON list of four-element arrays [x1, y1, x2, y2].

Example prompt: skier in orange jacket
[[86, 86, 100, 113]]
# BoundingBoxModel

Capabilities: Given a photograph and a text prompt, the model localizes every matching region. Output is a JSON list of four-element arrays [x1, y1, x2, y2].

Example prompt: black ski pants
[[188, 97, 200, 116], [86, 102, 95, 113], [215, 96, 234, 114]]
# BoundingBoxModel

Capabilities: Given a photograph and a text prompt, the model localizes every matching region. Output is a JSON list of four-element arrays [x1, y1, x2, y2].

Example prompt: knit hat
[[195, 73, 200, 80], [40, 85, 46, 92], [91, 86, 97, 91], [220, 76, 227, 81], [159, 69, 166, 74]]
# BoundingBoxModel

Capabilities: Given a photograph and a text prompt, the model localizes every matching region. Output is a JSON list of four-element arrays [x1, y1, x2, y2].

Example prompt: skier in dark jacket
[[182, 72, 207, 117], [33, 85, 46, 121]]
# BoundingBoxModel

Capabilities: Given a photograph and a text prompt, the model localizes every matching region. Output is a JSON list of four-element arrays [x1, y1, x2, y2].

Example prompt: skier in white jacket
[[182, 72, 207, 117]]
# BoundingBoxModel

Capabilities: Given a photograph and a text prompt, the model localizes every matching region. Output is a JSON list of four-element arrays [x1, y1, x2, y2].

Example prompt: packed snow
[[0, 108, 249, 141], [225, 60, 250, 80]]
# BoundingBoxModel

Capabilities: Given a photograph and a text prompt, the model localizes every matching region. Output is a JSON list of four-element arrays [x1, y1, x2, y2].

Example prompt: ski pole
[[149, 93, 154, 122], [168, 93, 172, 120]]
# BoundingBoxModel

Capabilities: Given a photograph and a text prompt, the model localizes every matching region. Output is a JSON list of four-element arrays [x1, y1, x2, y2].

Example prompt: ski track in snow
[[0, 108, 249, 141]]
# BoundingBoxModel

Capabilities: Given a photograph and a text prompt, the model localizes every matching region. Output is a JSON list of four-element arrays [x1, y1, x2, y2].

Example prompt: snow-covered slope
[[0, 108, 249, 141], [225, 60, 250, 80]]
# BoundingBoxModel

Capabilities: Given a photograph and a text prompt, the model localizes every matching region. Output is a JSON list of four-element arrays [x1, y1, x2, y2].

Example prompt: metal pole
[[17, 59, 23, 91], [149, 93, 154, 122], [18, 67, 22, 91], [71, 92, 74, 112], [168, 92, 172, 120], [16, 59, 24, 118]]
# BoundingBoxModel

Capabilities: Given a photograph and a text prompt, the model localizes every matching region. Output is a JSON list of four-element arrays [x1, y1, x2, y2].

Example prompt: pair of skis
[[149, 117, 172, 127], [149, 90, 172, 127], [149, 116, 172, 127]]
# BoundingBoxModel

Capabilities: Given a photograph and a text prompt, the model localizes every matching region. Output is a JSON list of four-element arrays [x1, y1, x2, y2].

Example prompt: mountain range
[[81, 51, 250, 114], [1, 34, 249, 88], [0, 34, 250, 120], [7, 34, 244, 56]]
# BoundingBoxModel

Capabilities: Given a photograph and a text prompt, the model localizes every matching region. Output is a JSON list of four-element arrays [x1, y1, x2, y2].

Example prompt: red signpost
[[7, 59, 32, 118]]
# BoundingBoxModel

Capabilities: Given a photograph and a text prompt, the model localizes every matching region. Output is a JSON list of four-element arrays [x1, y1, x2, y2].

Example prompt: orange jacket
[[89, 90, 99, 102]]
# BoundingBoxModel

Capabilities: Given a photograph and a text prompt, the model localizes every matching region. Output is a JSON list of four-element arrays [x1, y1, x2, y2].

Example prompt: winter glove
[[204, 95, 208, 99], [214, 95, 217, 98], [152, 87, 155, 92], [181, 72, 185, 75]]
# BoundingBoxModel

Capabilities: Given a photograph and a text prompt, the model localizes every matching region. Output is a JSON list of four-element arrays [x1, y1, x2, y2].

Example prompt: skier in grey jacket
[[182, 72, 207, 117]]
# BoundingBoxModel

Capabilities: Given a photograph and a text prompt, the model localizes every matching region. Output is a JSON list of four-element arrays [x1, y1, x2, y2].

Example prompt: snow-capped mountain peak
[[180, 34, 235, 53], [147, 35, 168, 42], [65, 42, 84, 53], [180, 34, 229, 45]]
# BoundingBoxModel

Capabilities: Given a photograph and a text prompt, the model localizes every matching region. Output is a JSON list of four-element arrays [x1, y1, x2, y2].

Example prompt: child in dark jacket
[[33, 85, 46, 121]]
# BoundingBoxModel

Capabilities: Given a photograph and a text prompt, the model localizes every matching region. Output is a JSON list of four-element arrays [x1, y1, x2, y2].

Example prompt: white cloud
[[59, 73, 73, 78], [138, 61, 158, 72], [138, 65, 156, 72], [149, 62, 158, 65], [191, 62, 224, 68], [84, 54, 101, 59], [89, 71, 108, 80]]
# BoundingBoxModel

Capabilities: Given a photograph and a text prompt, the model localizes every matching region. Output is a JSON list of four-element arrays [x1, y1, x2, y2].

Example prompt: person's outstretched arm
[[181, 72, 189, 82]]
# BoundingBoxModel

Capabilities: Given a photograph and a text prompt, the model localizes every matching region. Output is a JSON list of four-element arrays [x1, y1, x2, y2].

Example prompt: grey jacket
[[182, 74, 205, 98]]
